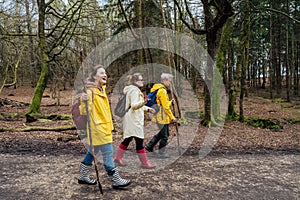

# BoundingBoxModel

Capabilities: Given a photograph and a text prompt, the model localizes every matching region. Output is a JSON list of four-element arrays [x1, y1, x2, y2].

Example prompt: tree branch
[[174, 0, 233, 35], [184, 0, 198, 28], [174, 0, 207, 35], [265, 7, 300, 24]]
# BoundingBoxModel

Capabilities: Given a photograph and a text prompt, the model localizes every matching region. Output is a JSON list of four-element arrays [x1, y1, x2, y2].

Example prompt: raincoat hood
[[150, 83, 166, 92], [123, 85, 139, 95]]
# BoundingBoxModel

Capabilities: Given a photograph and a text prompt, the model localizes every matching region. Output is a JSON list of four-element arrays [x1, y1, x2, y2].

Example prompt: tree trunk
[[227, 41, 236, 117], [295, 41, 299, 96], [25, 0, 38, 88], [202, 0, 216, 125], [273, 0, 282, 95], [26, 0, 49, 115], [262, 52, 267, 89], [239, 0, 250, 122], [215, 17, 233, 120], [269, 3, 276, 99], [137, 0, 143, 65], [285, 0, 290, 102]]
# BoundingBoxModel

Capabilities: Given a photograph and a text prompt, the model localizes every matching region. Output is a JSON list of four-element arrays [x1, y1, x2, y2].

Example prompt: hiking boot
[[78, 163, 97, 185], [145, 145, 153, 153], [107, 168, 131, 189], [145, 135, 159, 152]]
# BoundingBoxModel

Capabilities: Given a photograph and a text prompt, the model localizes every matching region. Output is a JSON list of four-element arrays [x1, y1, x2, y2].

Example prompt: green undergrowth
[[226, 115, 300, 130], [244, 117, 283, 130], [285, 118, 300, 124], [186, 111, 299, 130]]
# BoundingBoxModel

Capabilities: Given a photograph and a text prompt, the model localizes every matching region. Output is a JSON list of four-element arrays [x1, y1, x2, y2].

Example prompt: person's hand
[[144, 95, 149, 103], [82, 93, 88, 101], [172, 117, 177, 123]]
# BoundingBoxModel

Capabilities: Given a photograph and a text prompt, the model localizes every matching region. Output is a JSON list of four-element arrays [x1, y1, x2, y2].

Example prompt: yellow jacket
[[80, 86, 113, 146], [151, 83, 175, 124]]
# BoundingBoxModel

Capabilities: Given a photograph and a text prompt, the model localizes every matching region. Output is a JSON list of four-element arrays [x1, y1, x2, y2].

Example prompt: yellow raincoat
[[79, 86, 113, 146], [151, 83, 175, 124]]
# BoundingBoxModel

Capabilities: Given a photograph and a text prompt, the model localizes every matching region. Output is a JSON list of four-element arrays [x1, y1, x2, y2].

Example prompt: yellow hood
[[150, 83, 166, 92]]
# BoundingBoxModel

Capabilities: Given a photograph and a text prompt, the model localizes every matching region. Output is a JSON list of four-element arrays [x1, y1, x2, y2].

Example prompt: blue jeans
[[82, 143, 115, 172]]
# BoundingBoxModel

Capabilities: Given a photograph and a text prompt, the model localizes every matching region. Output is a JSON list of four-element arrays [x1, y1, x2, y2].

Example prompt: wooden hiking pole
[[169, 81, 181, 155], [80, 50, 103, 195], [158, 0, 181, 155]]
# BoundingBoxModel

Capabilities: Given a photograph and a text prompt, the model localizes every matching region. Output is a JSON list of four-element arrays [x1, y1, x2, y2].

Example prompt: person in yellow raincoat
[[145, 73, 177, 158], [77, 65, 131, 189]]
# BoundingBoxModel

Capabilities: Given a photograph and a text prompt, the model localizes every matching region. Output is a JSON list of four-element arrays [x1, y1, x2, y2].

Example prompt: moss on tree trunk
[[26, 0, 49, 116]]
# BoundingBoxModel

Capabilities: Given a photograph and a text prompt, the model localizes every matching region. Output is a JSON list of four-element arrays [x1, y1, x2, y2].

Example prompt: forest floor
[[0, 86, 299, 200]]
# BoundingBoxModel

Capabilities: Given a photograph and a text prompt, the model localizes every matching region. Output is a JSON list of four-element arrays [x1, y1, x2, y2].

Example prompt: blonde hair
[[126, 73, 142, 85]]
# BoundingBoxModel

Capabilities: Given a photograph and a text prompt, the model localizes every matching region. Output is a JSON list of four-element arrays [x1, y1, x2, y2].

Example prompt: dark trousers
[[146, 124, 169, 152], [121, 136, 144, 151]]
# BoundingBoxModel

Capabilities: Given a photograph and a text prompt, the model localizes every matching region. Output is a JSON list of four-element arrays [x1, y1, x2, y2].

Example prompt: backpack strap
[[125, 90, 133, 111]]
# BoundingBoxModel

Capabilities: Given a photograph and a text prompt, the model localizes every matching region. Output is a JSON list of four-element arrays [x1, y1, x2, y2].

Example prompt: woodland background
[[0, 0, 299, 121], [0, 0, 300, 199]]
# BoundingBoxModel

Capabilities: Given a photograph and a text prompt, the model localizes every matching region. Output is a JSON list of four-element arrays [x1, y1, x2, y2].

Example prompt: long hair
[[126, 73, 142, 85], [87, 65, 105, 83]]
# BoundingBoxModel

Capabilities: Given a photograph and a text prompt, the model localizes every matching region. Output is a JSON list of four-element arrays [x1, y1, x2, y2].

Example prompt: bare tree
[[26, 0, 85, 116], [174, 0, 234, 126]]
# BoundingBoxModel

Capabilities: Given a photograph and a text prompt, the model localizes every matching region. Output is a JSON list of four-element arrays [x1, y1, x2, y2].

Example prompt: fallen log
[[0, 125, 76, 132], [25, 113, 72, 123]]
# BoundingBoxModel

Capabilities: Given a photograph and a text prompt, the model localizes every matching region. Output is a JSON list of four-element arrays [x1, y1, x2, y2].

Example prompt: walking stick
[[80, 51, 103, 195], [169, 81, 181, 155]]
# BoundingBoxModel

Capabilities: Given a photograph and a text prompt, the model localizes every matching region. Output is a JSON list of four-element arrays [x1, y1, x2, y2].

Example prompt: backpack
[[114, 94, 130, 117], [71, 90, 94, 130], [145, 89, 159, 107], [145, 89, 160, 113]]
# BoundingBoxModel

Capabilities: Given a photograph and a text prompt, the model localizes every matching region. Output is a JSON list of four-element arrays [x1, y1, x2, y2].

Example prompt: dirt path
[[1, 150, 299, 200]]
